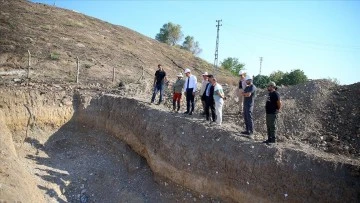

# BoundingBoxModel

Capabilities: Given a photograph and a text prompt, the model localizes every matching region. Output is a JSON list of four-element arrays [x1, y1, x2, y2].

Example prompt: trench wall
[[74, 94, 360, 202], [0, 88, 359, 202]]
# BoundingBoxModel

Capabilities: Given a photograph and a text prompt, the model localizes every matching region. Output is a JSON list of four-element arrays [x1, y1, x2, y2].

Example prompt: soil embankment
[[1, 87, 359, 202]]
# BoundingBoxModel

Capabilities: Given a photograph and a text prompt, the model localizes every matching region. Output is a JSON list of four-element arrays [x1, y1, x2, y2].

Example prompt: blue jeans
[[151, 83, 164, 103], [243, 105, 254, 133]]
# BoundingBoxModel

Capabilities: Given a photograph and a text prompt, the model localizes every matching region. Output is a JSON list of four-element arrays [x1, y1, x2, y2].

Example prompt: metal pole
[[214, 20, 222, 76]]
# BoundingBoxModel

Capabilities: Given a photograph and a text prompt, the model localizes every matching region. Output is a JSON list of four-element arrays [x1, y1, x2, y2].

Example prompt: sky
[[31, 0, 360, 85]]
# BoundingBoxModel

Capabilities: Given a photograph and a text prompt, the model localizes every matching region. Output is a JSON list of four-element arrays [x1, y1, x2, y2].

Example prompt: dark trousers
[[266, 113, 277, 141], [151, 83, 164, 104], [243, 105, 254, 133], [205, 96, 216, 121], [186, 88, 195, 113]]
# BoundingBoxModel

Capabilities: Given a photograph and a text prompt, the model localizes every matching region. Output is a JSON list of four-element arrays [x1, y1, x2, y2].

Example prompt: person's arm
[[193, 76, 197, 92], [192, 76, 197, 95], [277, 100, 281, 110], [243, 86, 255, 97], [153, 76, 157, 86]]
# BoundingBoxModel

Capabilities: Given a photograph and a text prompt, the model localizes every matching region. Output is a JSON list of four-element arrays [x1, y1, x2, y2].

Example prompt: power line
[[213, 20, 222, 76]]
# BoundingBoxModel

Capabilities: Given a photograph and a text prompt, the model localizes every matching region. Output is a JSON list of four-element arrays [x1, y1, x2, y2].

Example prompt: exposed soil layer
[[1, 87, 359, 203]]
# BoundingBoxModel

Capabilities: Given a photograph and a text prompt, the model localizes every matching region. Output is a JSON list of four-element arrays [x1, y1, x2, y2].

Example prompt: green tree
[[182, 36, 202, 55], [220, 57, 245, 76], [269, 70, 285, 86], [155, 22, 183, 46], [253, 74, 270, 88], [281, 69, 308, 85]]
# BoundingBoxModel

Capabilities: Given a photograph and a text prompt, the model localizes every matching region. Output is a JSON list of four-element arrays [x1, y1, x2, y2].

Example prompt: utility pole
[[214, 20, 222, 76], [259, 57, 263, 75]]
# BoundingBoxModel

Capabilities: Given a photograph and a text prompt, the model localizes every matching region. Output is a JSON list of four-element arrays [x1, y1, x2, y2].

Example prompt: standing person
[[199, 72, 209, 115], [264, 81, 281, 144], [183, 68, 197, 115], [241, 75, 257, 137], [151, 64, 167, 105], [212, 77, 226, 126], [204, 75, 216, 123], [172, 73, 185, 112], [238, 70, 247, 114]]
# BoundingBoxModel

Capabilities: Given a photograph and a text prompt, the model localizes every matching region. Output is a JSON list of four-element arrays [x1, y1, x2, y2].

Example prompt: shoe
[[248, 133, 254, 139], [264, 139, 276, 145], [189, 112, 193, 115], [184, 111, 189, 114], [241, 131, 250, 135]]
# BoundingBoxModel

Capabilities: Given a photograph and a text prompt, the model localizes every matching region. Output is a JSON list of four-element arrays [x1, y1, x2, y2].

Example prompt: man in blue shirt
[[241, 75, 256, 137]]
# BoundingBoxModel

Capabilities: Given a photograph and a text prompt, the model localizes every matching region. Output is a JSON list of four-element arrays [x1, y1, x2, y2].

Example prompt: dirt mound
[[219, 80, 360, 158]]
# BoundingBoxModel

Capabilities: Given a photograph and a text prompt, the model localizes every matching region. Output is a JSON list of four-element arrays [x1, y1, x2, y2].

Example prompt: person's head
[[267, 81, 277, 92], [176, 73, 183, 80], [184, 68, 191, 77], [211, 77, 217, 85], [202, 72, 209, 80], [158, 64, 162, 70], [245, 75, 253, 85], [239, 70, 246, 79]]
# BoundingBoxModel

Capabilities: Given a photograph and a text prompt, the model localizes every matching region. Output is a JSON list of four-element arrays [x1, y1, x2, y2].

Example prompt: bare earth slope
[[0, 0, 231, 87]]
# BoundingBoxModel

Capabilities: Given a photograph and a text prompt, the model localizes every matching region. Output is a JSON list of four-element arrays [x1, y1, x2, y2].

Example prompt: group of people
[[150, 64, 281, 144]]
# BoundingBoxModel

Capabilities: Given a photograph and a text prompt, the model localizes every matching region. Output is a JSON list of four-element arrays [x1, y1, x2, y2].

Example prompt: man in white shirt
[[199, 72, 209, 115], [211, 77, 226, 125], [183, 68, 197, 115]]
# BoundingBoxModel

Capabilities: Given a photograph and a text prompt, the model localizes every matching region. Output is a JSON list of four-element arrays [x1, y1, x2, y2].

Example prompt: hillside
[[0, 1, 360, 203], [0, 0, 231, 87]]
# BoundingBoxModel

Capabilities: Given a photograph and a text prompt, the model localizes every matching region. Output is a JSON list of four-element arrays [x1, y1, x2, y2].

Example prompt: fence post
[[76, 57, 79, 83], [112, 66, 115, 83], [27, 50, 31, 79]]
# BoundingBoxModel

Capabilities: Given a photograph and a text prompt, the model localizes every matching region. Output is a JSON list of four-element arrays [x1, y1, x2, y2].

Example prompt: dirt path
[[19, 122, 221, 203]]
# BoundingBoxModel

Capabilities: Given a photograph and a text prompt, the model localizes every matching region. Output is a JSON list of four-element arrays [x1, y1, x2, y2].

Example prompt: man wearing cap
[[172, 73, 185, 112], [151, 64, 167, 104], [238, 70, 247, 114], [264, 81, 281, 144], [183, 68, 197, 115], [199, 72, 209, 115], [241, 75, 257, 137]]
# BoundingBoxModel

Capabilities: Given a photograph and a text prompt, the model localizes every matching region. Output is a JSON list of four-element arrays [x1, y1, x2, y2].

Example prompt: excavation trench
[[0, 88, 359, 203]]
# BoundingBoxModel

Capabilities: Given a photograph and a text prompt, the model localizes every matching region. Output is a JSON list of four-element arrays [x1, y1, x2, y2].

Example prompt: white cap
[[239, 70, 246, 75], [184, 68, 191, 73], [177, 73, 183, 77], [245, 75, 253, 81], [202, 72, 208, 76]]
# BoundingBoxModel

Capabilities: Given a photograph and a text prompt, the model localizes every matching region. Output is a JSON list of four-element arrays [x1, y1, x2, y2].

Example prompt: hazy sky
[[31, 0, 360, 85]]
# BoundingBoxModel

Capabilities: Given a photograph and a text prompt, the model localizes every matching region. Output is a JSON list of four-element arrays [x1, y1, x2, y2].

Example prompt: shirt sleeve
[[193, 76, 197, 92], [183, 78, 187, 91], [274, 92, 280, 101], [250, 86, 255, 93]]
